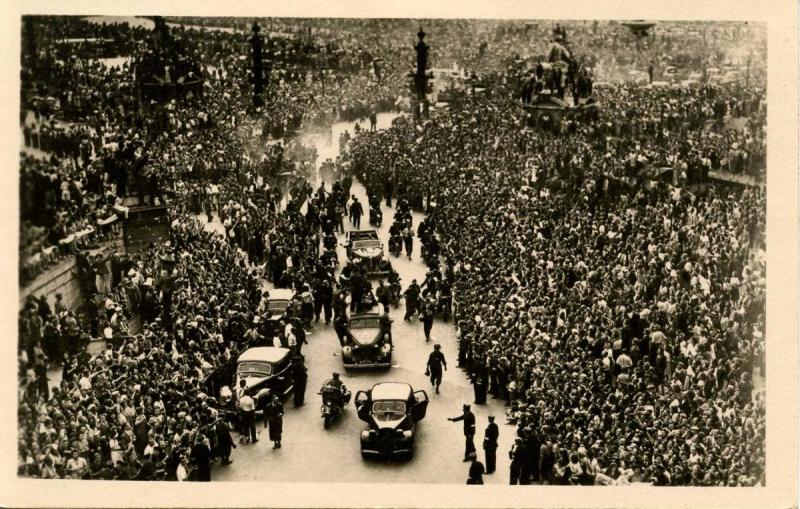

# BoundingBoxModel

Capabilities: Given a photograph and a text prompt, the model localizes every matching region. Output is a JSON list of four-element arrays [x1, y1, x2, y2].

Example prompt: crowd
[[348, 72, 766, 485], [18, 16, 766, 485]]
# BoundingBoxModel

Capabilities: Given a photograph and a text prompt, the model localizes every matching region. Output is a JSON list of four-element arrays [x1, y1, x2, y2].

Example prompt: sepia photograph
[[4, 0, 798, 507]]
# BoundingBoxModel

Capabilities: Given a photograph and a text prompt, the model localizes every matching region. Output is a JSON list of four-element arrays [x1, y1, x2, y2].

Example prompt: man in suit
[[448, 404, 476, 461], [190, 434, 212, 481], [291, 356, 308, 407], [349, 196, 363, 229], [214, 419, 236, 465], [483, 415, 499, 474]]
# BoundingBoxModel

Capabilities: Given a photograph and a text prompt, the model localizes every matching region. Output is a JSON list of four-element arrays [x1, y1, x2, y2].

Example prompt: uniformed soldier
[[448, 404, 476, 461], [509, 437, 523, 484], [425, 344, 447, 394], [483, 415, 499, 474], [291, 356, 308, 407], [403, 280, 421, 321], [419, 296, 435, 342], [375, 280, 391, 314], [333, 313, 349, 347]]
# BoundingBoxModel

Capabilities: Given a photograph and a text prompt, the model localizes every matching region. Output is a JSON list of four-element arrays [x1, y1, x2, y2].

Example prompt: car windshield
[[268, 300, 289, 313], [353, 239, 381, 248], [238, 361, 272, 377], [372, 400, 405, 421], [350, 318, 381, 329]]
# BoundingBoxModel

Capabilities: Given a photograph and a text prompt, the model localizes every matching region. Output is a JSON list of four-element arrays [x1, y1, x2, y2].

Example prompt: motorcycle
[[319, 381, 351, 429], [321, 247, 338, 268], [369, 205, 383, 227], [388, 235, 403, 257], [388, 273, 402, 307]]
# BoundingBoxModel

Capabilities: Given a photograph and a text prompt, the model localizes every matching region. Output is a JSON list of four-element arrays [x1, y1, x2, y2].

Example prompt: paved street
[[207, 115, 517, 483]]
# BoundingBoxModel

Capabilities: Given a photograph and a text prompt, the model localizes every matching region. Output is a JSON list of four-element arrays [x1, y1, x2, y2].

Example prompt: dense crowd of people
[[348, 72, 766, 485], [18, 16, 766, 485]]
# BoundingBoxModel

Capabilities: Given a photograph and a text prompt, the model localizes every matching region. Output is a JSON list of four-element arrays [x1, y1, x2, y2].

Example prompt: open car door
[[411, 390, 429, 422], [355, 390, 371, 422]]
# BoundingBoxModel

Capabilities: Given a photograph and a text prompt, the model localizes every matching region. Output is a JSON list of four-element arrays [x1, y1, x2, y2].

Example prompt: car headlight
[[402, 430, 413, 439], [361, 431, 370, 440], [381, 343, 391, 355], [343, 346, 352, 357]]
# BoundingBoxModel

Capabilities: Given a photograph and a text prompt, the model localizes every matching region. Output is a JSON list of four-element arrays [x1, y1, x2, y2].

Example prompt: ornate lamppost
[[413, 27, 430, 122], [251, 22, 264, 107]]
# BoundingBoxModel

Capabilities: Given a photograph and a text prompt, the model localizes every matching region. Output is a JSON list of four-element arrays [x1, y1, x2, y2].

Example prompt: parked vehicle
[[356, 382, 429, 459]]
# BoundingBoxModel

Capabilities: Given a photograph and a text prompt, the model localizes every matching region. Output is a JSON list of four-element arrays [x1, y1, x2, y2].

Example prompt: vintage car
[[266, 288, 296, 322], [234, 346, 294, 411], [342, 313, 392, 369], [356, 382, 429, 459], [345, 229, 392, 277]]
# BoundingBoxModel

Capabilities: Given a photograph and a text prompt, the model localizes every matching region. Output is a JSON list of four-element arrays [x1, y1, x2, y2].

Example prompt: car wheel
[[361, 451, 370, 460], [323, 416, 331, 429]]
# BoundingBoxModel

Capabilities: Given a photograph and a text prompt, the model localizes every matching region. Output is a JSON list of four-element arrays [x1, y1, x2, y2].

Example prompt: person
[[65, 449, 88, 479], [483, 415, 499, 474], [263, 395, 284, 449], [402, 226, 413, 260], [419, 296, 435, 342], [326, 372, 346, 395], [376, 280, 390, 314], [291, 356, 308, 407], [333, 313, 349, 346], [470, 361, 488, 404], [379, 311, 393, 345], [467, 459, 485, 484], [349, 196, 363, 229], [238, 388, 257, 444], [448, 404, 476, 461], [215, 418, 236, 466], [176, 455, 190, 482], [425, 344, 447, 394], [509, 437, 523, 485], [403, 280, 420, 321], [190, 434, 212, 482]]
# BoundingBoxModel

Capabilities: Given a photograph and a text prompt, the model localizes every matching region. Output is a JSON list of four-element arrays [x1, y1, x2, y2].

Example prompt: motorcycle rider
[[387, 270, 402, 306], [402, 225, 414, 260], [324, 372, 350, 407], [388, 221, 403, 256]]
